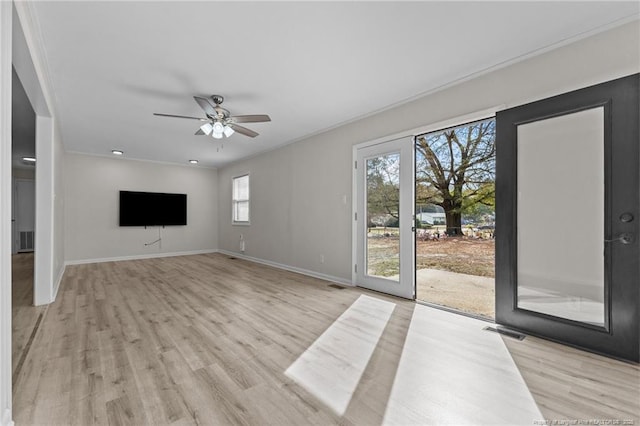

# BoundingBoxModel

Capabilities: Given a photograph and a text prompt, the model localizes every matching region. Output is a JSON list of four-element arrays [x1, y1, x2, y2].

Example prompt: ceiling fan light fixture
[[200, 122, 213, 136], [212, 121, 224, 134], [155, 94, 270, 140]]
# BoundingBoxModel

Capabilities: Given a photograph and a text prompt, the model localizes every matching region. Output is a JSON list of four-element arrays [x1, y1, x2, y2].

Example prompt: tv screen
[[119, 191, 187, 226]]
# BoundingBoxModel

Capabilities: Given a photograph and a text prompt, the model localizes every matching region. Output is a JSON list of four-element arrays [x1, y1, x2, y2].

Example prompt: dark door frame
[[495, 74, 639, 362]]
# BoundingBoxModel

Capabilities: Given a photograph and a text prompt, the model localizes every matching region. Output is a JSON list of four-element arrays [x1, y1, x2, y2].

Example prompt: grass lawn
[[367, 232, 495, 278]]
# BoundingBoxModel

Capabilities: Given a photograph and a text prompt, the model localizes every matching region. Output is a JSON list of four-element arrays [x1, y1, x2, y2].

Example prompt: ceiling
[[27, 1, 639, 168], [12, 67, 36, 171]]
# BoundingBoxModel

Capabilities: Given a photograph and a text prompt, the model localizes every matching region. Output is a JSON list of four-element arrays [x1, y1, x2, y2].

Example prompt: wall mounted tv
[[119, 191, 187, 227]]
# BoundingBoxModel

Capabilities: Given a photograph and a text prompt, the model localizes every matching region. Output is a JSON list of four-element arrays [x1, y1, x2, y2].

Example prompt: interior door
[[495, 74, 639, 362], [355, 137, 414, 299]]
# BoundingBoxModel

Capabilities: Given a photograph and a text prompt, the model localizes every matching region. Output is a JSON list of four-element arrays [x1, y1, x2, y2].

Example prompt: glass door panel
[[516, 108, 605, 326], [366, 153, 400, 281], [355, 137, 414, 299]]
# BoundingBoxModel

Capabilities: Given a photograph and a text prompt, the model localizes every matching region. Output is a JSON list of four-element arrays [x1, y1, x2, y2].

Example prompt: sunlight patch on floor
[[382, 304, 542, 425], [285, 295, 396, 415]]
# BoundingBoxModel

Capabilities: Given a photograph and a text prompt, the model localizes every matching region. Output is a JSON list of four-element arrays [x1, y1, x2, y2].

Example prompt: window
[[232, 174, 250, 224]]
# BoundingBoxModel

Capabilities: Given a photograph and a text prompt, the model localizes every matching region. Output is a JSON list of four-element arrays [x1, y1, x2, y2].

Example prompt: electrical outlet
[[320, 254, 325, 264]]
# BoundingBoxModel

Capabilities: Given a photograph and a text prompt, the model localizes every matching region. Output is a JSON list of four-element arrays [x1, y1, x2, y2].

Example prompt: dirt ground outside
[[367, 230, 495, 318]]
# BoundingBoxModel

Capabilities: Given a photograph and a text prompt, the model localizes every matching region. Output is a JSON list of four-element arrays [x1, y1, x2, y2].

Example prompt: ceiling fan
[[153, 95, 270, 139]]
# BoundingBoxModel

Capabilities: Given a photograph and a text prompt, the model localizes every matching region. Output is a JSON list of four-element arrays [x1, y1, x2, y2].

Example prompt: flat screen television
[[119, 191, 187, 226]]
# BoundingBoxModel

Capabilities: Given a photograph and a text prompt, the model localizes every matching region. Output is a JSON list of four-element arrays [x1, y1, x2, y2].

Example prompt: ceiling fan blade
[[154, 113, 207, 121], [194, 96, 216, 116], [229, 114, 271, 123], [195, 128, 205, 135], [229, 123, 259, 138]]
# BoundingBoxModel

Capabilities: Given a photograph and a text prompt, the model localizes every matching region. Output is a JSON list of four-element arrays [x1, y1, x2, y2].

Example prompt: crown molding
[[13, 1, 60, 124]]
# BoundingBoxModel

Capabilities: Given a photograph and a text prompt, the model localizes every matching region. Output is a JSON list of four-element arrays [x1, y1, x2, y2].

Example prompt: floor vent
[[328, 284, 346, 290], [483, 326, 526, 341]]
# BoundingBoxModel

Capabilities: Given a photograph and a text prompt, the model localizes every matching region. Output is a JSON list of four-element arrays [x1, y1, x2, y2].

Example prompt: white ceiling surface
[[30, 1, 639, 168], [12, 68, 36, 170]]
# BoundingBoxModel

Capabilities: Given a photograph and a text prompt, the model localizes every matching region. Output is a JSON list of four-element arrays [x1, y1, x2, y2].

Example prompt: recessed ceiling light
[[111, 150, 124, 155], [22, 157, 36, 163], [189, 159, 198, 164]]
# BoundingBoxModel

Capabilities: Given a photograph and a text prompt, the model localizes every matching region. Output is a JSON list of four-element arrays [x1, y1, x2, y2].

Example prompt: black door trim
[[495, 74, 639, 362]]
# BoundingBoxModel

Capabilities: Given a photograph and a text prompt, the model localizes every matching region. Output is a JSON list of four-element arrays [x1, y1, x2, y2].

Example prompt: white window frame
[[232, 173, 250, 225]]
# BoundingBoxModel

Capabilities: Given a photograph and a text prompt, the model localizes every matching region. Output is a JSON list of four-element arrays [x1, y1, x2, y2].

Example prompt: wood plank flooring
[[12, 253, 640, 425], [12, 253, 47, 380]]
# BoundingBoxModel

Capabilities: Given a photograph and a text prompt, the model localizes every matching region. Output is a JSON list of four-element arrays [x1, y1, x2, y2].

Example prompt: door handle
[[605, 233, 634, 244]]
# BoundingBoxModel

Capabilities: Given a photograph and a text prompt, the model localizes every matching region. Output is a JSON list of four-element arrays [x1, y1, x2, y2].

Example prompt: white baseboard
[[65, 249, 219, 266], [217, 249, 353, 287], [64, 249, 353, 289], [1, 408, 13, 426]]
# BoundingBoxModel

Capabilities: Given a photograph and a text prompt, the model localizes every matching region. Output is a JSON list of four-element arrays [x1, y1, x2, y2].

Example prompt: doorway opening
[[11, 65, 41, 387], [414, 118, 496, 319]]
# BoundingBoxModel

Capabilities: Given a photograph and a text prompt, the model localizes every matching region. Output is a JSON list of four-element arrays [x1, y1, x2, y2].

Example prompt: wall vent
[[19, 231, 34, 252]]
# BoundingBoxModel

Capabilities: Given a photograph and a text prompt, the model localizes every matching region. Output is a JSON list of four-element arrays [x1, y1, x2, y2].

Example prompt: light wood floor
[[12, 253, 640, 425], [12, 253, 47, 381]]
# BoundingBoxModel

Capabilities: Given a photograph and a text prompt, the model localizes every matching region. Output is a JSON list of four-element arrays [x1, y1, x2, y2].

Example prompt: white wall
[[0, 3, 12, 424], [217, 20, 640, 283], [218, 134, 353, 282], [64, 153, 218, 262], [33, 115, 54, 305], [52, 121, 65, 296]]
